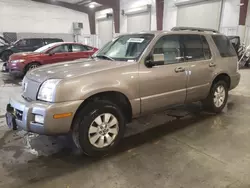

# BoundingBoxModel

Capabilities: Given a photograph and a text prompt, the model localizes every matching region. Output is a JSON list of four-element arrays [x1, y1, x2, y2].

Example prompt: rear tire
[[202, 80, 228, 113], [72, 100, 125, 157]]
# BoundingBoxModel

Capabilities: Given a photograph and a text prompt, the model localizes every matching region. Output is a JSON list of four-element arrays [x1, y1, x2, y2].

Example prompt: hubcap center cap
[[99, 123, 109, 135]]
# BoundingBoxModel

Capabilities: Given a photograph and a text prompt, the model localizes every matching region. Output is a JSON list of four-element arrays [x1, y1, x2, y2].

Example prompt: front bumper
[[8, 95, 83, 135], [8, 62, 24, 76], [230, 72, 241, 90], [8, 67, 23, 76]]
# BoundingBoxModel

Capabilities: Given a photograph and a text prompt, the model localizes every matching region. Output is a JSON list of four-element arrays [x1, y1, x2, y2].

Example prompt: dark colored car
[[0, 38, 63, 62], [228, 36, 240, 59], [0, 36, 10, 57], [8, 42, 98, 76]]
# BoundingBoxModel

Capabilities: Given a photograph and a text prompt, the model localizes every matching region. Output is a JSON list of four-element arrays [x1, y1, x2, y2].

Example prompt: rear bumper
[[8, 95, 83, 135], [230, 72, 241, 90]]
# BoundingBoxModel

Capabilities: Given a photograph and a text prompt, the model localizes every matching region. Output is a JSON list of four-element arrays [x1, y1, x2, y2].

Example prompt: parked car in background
[[0, 36, 10, 56], [228, 36, 250, 67], [8, 42, 98, 76], [228, 36, 240, 55], [6, 27, 240, 157], [0, 38, 63, 62]]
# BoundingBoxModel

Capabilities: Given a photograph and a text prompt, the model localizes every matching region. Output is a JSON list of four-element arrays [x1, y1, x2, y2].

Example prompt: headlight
[[10, 59, 25, 64], [37, 79, 61, 102]]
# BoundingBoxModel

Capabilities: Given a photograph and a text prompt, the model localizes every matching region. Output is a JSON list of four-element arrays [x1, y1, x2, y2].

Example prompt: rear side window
[[212, 35, 236, 57], [182, 35, 205, 61], [71, 44, 87, 52], [29, 39, 43, 46]]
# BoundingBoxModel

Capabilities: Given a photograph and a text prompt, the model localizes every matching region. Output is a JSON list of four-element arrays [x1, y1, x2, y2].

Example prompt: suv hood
[[27, 58, 135, 83]]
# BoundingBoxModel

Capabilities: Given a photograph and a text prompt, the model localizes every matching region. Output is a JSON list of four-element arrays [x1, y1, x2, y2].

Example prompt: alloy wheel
[[28, 64, 38, 71], [213, 85, 226, 108], [88, 113, 119, 148]]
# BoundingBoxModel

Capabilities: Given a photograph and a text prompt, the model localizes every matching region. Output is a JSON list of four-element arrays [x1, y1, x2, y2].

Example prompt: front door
[[182, 34, 215, 102], [43, 44, 72, 64], [139, 34, 188, 113], [15, 39, 31, 52], [28, 39, 44, 51]]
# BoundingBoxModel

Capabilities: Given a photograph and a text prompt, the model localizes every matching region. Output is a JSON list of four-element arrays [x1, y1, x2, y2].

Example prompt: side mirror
[[145, 54, 164, 68]]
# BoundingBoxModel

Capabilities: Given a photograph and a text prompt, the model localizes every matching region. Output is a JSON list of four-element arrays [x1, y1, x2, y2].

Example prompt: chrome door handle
[[175, 67, 185, 73], [209, 63, 216, 67]]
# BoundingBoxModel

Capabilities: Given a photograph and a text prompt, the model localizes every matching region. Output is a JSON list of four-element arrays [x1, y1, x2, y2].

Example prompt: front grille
[[15, 109, 23, 121], [22, 77, 41, 101]]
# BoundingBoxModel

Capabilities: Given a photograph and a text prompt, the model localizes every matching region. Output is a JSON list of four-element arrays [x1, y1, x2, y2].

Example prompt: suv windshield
[[94, 34, 154, 61]]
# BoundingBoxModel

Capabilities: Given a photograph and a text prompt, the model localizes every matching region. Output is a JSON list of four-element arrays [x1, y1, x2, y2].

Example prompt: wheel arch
[[212, 73, 231, 89], [71, 90, 133, 130], [24, 61, 41, 72]]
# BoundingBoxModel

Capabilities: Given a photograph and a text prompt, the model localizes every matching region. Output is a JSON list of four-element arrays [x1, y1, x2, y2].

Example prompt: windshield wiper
[[96, 54, 114, 61]]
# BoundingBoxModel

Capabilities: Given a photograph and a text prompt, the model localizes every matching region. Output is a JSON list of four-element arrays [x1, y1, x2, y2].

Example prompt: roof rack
[[171, 27, 219, 33]]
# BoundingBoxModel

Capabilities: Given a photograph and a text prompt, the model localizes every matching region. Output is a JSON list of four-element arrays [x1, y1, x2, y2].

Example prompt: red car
[[7, 42, 98, 76]]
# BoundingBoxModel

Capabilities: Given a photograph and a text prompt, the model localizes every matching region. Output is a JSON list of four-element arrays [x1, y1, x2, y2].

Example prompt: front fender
[[56, 79, 138, 102]]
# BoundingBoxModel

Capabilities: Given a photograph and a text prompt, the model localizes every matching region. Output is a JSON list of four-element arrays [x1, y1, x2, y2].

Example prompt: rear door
[[182, 34, 214, 102], [43, 44, 72, 64], [29, 39, 44, 51], [15, 39, 32, 52], [15, 39, 43, 52]]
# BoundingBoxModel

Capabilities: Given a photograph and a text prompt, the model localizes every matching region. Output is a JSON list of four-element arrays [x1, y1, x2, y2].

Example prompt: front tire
[[24, 62, 40, 75], [72, 100, 125, 157], [202, 80, 228, 113]]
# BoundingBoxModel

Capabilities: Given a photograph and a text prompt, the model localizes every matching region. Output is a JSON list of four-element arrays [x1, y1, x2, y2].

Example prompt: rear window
[[212, 35, 236, 57]]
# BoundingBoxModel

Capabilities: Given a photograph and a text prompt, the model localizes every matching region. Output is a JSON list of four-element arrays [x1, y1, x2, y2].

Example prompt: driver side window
[[153, 35, 182, 64], [16, 39, 29, 47], [49, 44, 69, 54]]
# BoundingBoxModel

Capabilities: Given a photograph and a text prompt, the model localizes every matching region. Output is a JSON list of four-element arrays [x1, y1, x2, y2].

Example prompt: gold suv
[[6, 27, 240, 156]]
